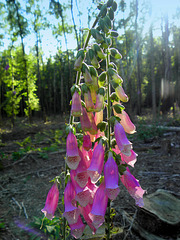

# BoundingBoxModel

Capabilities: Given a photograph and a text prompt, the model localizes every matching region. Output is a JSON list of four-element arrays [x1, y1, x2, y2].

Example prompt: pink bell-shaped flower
[[83, 134, 92, 151], [63, 181, 80, 224], [84, 90, 95, 112], [66, 131, 81, 170], [114, 121, 132, 156], [71, 91, 82, 117], [80, 107, 92, 132], [104, 152, 120, 200], [71, 170, 91, 207], [86, 177, 98, 204], [121, 150, 138, 167], [69, 216, 86, 239], [115, 85, 128, 102], [89, 181, 108, 229], [79, 204, 96, 234], [87, 141, 104, 183], [74, 150, 89, 188], [120, 168, 145, 207], [117, 110, 136, 134], [41, 182, 59, 220]]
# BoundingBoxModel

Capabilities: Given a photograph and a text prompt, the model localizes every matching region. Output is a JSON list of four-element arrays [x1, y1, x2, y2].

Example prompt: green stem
[[106, 49, 111, 240]]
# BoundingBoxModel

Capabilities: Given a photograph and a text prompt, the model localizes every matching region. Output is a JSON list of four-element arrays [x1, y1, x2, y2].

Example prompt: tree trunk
[[150, 25, 156, 120]]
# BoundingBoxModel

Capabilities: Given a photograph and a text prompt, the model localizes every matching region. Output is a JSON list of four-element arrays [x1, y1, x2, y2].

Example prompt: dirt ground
[[0, 115, 180, 240]]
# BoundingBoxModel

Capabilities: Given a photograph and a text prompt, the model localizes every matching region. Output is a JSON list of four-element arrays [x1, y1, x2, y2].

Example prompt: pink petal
[[80, 107, 92, 132], [120, 169, 145, 207], [114, 121, 132, 156], [69, 216, 86, 239], [71, 91, 82, 117], [104, 152, 120, 200], [87, 141, 104, 183], [41, 183, 59, 220], [89, 182, 108, 228], [115, 85, 128, 102], [83, 134, 92, 151], [121, 150, 137, 167], [79, 204, 96, 234]]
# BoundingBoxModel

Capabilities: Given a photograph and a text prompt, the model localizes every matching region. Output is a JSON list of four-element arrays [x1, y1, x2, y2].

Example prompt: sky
[[1, 0, 180, 60]]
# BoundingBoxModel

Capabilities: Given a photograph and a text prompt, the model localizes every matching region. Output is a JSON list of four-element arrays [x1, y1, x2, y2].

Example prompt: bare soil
[[0, 115, 180, 240]]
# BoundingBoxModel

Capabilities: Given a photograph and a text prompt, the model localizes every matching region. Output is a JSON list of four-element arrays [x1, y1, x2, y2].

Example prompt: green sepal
[[94, 136, 108, 145], [112, 1, 117, 11], [65, 124, 76, 136], [110, 80, 119, 89], [90, 29, 104, 43], [71, 84, 81, 96], [109, 62, 117, 70], [89, 65, 98, 77], [99, 18, 109, 33], [109, 116, 121, 126], [118, 164, 128, 175], [112, 103, 125, 114], [110, 48, 122, 59], [111, 138, 116, 148], [76, 133, 84, 146], [110, 92, 119, 102], [81, 83, 90, 95], [76, 49, 85, 59], [81, 62, 89, 73], [97, 87, 105, 96], [108, 7, 114, 20], [110, 30, 119, 37], [76, 122, 82, 132], [88, 49, 95, 61], [97, 121, 107, 132], [104, 16, 112, 29], [100, 4, 107, 17], [93, 44, 106, 60], [101, 38, 112, 49], [107, 0, 114, 7], [97, 3, 103, 10], [98, 72, 107, 87]]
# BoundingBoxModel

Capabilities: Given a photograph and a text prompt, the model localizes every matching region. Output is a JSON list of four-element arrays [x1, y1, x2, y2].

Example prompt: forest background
[[0, 0, 180, 124]]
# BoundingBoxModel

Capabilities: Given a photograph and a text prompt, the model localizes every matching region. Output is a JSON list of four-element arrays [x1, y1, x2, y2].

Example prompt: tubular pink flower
[[71, 91, 82, 117], [74, 149, 89, 188], [63, 181, 80, 224], [114, 121, 132, 156], [104, 152, 120, 200], [89, 182, 108, 229], [66, 132, 81, 170], [87, 112, 98, 135], [69, 216, 86, 239], [83, 134, 92, 151], [120, 168, 145, 207], [94, 94, 104, 112], [71, 170, 91, 207], [119, 110, 136, 134], [80, 107, 92, 132], [121, 150, 138, 167], [86, 177, 98, 204], [87, 141, 104, 183], [41, 183, 59, 220], [84, 91, 95, 112], [79, 204, 96, 234], [115, 85, 129, 102], [95, 110, 103, 125]]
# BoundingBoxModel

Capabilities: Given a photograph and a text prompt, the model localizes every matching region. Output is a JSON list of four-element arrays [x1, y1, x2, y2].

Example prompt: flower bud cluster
[[41, 1, 145, 239]]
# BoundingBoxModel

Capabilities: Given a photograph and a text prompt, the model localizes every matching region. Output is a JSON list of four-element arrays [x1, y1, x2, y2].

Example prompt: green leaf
[[46, 225, 55, 233]]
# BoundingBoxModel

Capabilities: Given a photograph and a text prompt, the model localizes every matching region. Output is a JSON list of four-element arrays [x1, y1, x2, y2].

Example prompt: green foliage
[[30, 216, 70, 240], [136, 120, 164, 141]]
